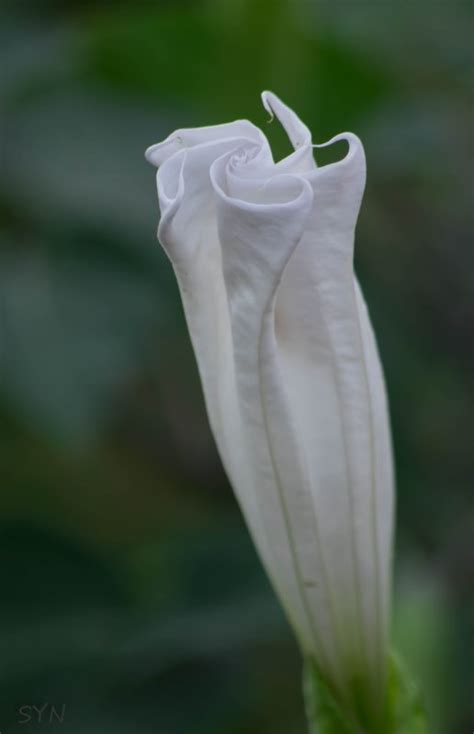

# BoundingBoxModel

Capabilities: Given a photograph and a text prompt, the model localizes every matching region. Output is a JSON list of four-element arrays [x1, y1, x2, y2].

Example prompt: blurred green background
[[0, 1, 472, 732]]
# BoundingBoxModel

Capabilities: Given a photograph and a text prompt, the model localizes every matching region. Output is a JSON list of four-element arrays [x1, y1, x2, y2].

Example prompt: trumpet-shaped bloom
[[146, 92, 394, 715]]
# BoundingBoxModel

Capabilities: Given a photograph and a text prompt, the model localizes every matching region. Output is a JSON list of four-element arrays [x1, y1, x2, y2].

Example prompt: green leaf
[[303, 653, 427, 734]]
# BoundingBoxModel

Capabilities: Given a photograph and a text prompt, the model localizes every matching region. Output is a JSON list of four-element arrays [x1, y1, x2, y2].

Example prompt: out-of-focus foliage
[[0, 1, 472, 732]]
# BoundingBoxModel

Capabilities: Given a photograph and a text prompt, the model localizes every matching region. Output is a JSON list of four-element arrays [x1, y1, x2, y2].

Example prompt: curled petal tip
[[145, 137, 183, 167], [311, 132, 366, 180], [261, 90, 311, 150], [261, 90, 277, 121], [145, 143, 163, 166], [314, 131, 362, 152]]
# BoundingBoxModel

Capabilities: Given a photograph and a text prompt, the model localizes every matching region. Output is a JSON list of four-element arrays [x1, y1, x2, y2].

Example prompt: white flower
[[146, 92, 394, 712]]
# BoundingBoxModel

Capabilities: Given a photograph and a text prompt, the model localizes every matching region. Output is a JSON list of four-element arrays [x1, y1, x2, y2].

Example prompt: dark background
[[0, 1, 472, 732]]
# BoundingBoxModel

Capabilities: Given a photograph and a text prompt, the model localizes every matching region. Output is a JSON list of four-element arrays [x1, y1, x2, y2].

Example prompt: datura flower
[[146, 92, 395, 729]]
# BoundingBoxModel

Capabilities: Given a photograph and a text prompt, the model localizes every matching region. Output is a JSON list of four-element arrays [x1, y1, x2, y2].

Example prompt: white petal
[[152, 134, 271, 562], [274, 133, 393, 700], [211, 152, 325, 655]]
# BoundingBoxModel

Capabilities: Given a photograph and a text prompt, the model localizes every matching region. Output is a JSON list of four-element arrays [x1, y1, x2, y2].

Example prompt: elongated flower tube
[[146, 92, 396, 731]]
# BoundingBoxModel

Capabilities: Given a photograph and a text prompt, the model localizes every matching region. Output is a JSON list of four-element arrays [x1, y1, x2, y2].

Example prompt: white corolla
[[146, 92, 394, 718]]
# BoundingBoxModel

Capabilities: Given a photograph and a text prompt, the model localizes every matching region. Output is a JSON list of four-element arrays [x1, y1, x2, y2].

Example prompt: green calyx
[[303, 652, 426, 734]]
